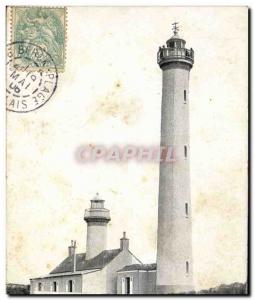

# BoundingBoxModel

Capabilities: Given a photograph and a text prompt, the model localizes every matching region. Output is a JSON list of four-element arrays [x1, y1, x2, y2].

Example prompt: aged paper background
[[6, 6, 248, 290]]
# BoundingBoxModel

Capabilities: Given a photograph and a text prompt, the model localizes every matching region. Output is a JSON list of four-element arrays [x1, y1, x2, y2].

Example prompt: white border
[[1, 1, 252, 299]]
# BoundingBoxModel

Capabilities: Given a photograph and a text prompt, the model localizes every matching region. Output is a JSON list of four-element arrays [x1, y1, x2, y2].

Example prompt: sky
[[6, 6, 248, 290]]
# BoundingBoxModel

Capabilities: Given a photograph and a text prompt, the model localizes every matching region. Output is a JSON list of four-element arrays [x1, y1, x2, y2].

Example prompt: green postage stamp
[[12, 7, 66, 71]]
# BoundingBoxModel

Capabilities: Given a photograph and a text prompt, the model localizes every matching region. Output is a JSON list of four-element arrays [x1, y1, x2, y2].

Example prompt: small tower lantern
[[157, 22, 194, 69]]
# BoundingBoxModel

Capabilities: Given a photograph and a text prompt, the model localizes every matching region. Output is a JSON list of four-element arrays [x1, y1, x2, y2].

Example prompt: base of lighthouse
[[156, 284, 194, 294]]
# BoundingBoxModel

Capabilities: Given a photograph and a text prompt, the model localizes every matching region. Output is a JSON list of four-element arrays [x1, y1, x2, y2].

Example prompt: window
[[186, 261, 189, 274], [169, 42, 174, 48], [68, 280, 73, 292], [38, 282, 42, 291], [185, 203, 189, 217], [175, 41, 181, 48], [92, 200, 101, 208], [53, 281, 57, 292], [184, 145, 187, 158], [184, 90, 187, 103]]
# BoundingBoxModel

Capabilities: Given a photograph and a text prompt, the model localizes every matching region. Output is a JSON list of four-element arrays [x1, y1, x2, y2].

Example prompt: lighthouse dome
[[166, 33, 186, 48]]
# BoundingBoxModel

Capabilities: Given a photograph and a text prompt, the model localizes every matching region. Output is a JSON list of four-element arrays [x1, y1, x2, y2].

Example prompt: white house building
[[30, 195, 143, 294]]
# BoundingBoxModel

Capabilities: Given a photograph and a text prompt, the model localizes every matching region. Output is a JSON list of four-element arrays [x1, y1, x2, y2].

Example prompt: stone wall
[[82, 269, 106, 294]]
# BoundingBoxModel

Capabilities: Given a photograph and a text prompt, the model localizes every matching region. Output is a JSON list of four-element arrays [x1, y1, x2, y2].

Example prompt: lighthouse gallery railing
[[157, 47, 194, 64]]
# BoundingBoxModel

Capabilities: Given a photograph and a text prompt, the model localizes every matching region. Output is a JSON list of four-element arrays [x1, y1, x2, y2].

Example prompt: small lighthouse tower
[[156, 23, 194, 294], [84, 193, 111, 260]]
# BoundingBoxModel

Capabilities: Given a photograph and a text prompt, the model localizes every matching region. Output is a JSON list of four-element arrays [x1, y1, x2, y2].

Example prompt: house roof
[[50, 249, 121, 274], [117, 263, 156, 272]]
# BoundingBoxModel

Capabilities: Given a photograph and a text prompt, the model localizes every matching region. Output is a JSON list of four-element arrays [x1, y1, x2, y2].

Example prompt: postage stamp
[[12, 7, 66, 71], [6, 41, 58, 113]]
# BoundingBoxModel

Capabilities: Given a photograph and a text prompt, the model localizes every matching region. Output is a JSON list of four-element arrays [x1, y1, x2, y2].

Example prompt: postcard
[[6, 6, 248, 295]]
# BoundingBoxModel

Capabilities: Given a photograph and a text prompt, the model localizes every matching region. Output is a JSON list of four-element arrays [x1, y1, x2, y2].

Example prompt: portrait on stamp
[[12, 7, 66, 70]]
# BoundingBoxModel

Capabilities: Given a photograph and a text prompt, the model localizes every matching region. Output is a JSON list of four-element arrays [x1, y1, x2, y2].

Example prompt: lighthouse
[[84, 193, 111, 259], [156, 23, 194, 294]]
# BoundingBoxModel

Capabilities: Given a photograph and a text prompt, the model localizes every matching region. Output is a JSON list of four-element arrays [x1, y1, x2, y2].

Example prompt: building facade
[[117, 264, 157, 294]]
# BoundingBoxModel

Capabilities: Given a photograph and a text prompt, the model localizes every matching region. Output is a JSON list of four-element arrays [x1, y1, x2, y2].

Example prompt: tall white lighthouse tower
[[156, 23, 194, 294]]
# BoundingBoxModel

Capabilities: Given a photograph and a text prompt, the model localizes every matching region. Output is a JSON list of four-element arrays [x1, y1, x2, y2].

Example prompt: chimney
[[68, 240, 77, 272], [68, 240, 76, 256], [120, 231, 129, 251]]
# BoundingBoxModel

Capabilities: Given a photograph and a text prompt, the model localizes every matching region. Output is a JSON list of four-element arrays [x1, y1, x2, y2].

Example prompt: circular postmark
[[6, 41, 58, 113]]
